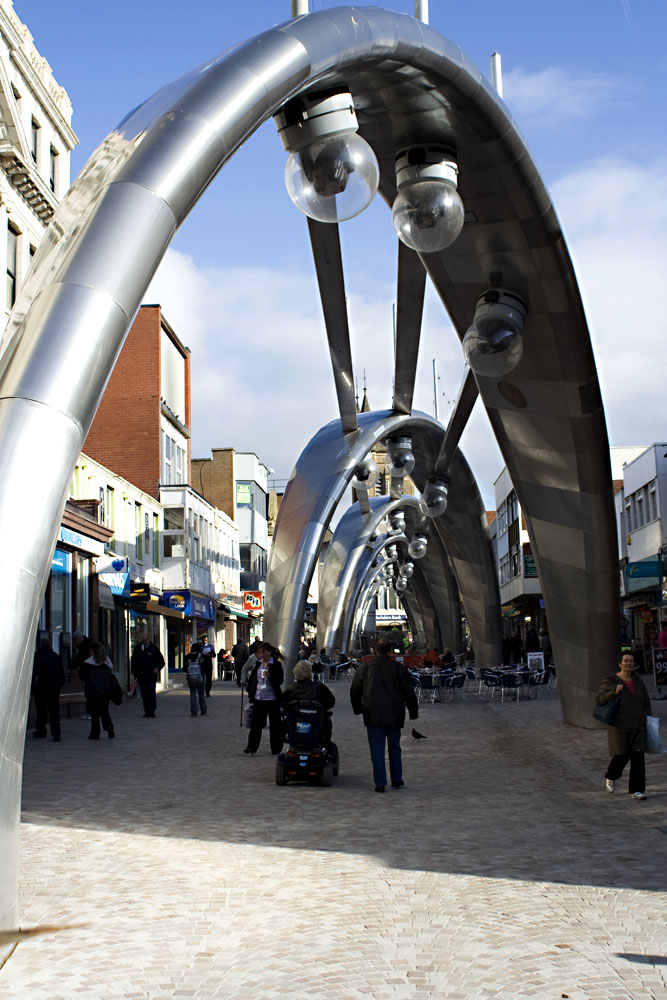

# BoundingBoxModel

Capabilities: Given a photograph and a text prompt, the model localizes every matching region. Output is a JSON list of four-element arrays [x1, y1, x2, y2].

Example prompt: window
[[648, 482, 657, 522], [49, 146, 58, 193], [30, 118, 39, 164], [163, 507, 185, 558], [153, 513, 159, 567], [625, 496, 633, 533], [161, 430, 186, 484], [75, 555, 89, 634], [106, 486, 115, 536], [7, 225, 18, 309], [135, 503, 143, 560]]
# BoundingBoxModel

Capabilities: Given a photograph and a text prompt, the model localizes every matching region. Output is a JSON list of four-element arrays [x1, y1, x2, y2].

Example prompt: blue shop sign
[[625, 561, 661, 579], [99, 571, 131, 597], [162, 591, 215, 620], [52, 548, 70, 574]]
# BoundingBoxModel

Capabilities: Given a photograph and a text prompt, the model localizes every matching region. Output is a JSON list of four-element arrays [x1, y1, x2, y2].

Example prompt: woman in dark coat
[[596, 650, 651, 799], [80, 641, 115, 740], [244, 642, 284, 756]]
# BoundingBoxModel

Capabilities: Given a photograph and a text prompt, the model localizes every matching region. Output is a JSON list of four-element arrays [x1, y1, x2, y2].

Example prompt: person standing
[[350, 637, 419, 793], [231, 638, 249, 687], [72, 630, 92, 719], [80, 641, 115, 740], [184, 643, 207, 717], [130, 633, 164, 718], [539, 628, 553, 667], [199, 635, 215, 697], [596, 651, 651, 799], [32, 637, 66, 742], [244, 642, 284, 755]]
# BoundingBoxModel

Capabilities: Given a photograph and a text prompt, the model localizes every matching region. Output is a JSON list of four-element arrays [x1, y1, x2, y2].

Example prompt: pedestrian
[[80, 641, 115, 740], [231, 637, 249, 687], [525, 626, 540, 653], [185, 642, 207, 717], [244, 642, 284, 756], [539, 627, 553, 666], [199, 635, 215, 697], [596, 650, 651, 799], [350, 637, 419, 793], [72, 630, 92, 720], [130, 632, 164, 718], [32, 636, 66, 742]]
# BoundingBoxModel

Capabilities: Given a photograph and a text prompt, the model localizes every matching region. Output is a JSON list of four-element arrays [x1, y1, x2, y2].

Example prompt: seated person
[[282, 660, 336, 751], [423, 648, 442, 668], [442, 648, 456, 667]]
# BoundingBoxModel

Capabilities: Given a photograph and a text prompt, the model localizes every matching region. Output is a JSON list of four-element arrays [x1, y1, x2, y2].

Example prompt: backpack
[[187, 656, 203, 685]]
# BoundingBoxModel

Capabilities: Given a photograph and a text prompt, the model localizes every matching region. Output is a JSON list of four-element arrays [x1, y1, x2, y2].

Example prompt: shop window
[[50, 548, 71, 633]]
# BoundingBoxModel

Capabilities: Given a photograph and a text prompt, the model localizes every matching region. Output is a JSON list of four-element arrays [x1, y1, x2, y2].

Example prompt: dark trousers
[[366, 725, 402, 787], [247, 699, 283, 754], [34, 690, 61, 739], [606, 751, 645, 793], [89, 695, 114, 738], [139, 678, 157, 716], [202, 663, 213, 697]]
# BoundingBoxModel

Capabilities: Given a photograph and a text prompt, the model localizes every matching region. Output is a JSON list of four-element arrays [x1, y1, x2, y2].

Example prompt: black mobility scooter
[[276, 699, 339, 786]]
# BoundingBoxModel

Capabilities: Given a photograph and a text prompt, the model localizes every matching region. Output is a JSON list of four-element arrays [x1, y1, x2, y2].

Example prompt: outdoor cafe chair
[[442, 672, 465, 702], [480, 669, 503, 700]]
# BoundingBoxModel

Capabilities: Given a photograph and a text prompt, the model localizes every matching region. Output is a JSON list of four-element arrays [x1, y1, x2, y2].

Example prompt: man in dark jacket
[[199, 635, 215, 697], [32, 637, 66, 741], [231, 639, 249, 687], [350, 637, 419, 793], [130, 633, 164, 717]]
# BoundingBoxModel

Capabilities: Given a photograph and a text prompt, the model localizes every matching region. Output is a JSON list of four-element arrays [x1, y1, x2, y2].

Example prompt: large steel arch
[[0, 6, 617, 940]]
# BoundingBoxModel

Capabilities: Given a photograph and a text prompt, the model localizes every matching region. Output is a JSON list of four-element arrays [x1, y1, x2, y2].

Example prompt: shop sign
[[51, 548, 70, 574], [99, 571, 130, 597], [59, 525, 104, 556], [243, 591, 263, 612], [376, 610, 407, 622], [523, 554, 538, 578], [191, 593, 215, 620], [624, 593, 656, 609], [652, 648, 667, 687], [625, 560, 661, 579], [236, 483, 252, 506], [162, 591, 215, 620]]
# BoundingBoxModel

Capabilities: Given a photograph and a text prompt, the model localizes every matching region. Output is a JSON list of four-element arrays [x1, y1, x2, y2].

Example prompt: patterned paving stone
[[1, 679, 666, 998]]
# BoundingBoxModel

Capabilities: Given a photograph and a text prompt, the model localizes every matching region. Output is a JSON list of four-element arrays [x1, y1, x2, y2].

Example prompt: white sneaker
[[605, 779, 615, 793], [630, 791, 647, 800]]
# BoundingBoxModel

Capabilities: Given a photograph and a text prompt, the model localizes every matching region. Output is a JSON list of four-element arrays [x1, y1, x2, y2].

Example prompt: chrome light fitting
[[387, 509, 406, 535], [401, 561, 414, 578], [407, 533, 428, 559], [419, 477, 449, 518], [392, 144, 465, 252], [395, 575, 408, 591], [462, 289, 527, 377], [275, 90, 379, 223], [351, 456, 379, 492], [385, 435, 415, 478]]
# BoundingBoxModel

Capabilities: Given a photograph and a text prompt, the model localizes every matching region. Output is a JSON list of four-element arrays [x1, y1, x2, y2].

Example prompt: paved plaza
[[2, 676, 667, 999]]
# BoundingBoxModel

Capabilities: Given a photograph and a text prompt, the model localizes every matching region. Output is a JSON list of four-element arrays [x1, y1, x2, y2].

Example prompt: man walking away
[[131, 633, 165, 718], [350, 638, 419, 793], [32, 637, 66, 741], [231, 638, 249, 687]]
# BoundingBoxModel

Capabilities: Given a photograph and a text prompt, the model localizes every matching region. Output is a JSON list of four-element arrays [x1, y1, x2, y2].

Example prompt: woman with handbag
[[80, 641, 115, 741], [596, 651, 651, 799]]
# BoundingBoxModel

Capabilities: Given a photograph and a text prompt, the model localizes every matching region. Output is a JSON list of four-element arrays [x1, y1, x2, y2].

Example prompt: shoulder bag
[[592, 694, 621, 725]]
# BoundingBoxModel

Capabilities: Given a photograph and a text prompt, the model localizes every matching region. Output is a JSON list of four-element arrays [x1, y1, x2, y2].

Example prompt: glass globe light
[[408, 534, 428, 560], [401, 561, 414, 578], [392, 178, 465, 253], [386, 544, 398, 560], [388, 510, 406, 535], [419, 478, 449, 519], [285, 132, 379, 223], [351, 457, 379, 493], [395, 575, 408, 591], [385, 437, 415, 478], [462, 290, 527, 378]]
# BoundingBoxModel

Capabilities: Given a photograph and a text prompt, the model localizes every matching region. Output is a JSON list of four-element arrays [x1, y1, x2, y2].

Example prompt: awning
[[145, 600, 185, 620]]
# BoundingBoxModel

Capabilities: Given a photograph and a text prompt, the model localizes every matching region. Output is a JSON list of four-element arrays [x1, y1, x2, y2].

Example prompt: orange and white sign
[[243, 591, 263, 613]]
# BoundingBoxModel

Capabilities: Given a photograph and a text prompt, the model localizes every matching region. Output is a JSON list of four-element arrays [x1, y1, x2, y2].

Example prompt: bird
[[412, 728, 427, 740]]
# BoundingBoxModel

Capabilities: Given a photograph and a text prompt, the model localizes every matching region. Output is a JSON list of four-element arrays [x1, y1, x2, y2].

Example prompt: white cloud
[[503, 66, 628, 128], [551, 158, 667, 449]]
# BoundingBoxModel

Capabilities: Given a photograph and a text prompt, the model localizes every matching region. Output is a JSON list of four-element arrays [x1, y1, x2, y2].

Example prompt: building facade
[[0, 0, 76, 329]]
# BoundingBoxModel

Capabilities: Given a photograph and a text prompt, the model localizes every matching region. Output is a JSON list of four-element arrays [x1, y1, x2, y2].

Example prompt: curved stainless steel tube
[[0, 4, 616, 939]]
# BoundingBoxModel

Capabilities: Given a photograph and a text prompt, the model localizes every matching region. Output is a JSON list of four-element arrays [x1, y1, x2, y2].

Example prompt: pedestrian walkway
[[2, 679, 667, 999]]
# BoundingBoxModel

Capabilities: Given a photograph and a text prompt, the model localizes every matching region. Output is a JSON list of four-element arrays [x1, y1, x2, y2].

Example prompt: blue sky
[[15, 1, 667, 502]]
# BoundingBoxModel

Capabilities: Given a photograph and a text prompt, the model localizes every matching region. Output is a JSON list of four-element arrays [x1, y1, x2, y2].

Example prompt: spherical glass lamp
[[401, 561, 414, 578], [351, 457, 379, 493], [407, 534, 428, 560], [385, 436, 415, 479], [285, 132, 379, 223], [462, 290, 527, 377], [395, 575, 408, 591], [392, 147, 464, 253], [419, 478, 449, 519]]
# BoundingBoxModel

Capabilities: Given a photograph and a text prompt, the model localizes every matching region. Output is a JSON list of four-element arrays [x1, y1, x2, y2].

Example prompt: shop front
[[162, 590, 216, 677]]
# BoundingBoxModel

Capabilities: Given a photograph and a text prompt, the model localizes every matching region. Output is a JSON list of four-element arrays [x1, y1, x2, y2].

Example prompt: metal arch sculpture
[[0, 6, 617, 939]]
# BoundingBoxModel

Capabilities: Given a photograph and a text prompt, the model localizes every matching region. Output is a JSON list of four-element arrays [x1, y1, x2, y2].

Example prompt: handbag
[[646, 715, 666, 754], [592, 694, 621, 725], [108, 671, 123, 706]]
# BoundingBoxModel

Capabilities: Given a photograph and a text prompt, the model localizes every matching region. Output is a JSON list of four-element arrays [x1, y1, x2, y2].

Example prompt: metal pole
[[432, 358, 439, 421], [291, 0, 309, 16], [415, 0, 429, 23], [490, 52, 503, 97]]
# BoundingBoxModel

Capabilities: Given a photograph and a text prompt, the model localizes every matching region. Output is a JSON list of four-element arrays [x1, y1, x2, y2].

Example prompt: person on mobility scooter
[[276, 660, 339, 786]]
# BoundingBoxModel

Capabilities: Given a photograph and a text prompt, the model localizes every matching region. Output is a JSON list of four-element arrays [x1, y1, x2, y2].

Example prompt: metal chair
[[480, 669, 502, 700], [417, 672, 437, 704], [442, 672, 465, 702]]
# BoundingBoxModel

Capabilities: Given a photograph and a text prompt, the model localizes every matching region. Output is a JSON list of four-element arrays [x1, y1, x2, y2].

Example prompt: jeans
[[189, 680, 207, 715], [139, 678, 157, 716], [34, 690, 61, 739], [366, 725, 402, 787], [606, 750, 645, 793]]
